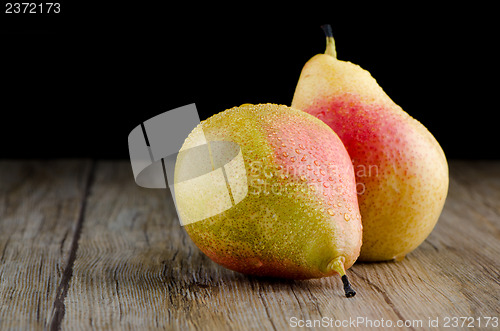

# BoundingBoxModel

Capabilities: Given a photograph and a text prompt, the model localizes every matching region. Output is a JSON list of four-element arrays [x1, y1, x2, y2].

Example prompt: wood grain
[[0, 160, 499, 330], [0, 160, 93, 330]]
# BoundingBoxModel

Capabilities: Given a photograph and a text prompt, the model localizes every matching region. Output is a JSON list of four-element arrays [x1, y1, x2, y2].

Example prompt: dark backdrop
[[1, 3, 497, 159]]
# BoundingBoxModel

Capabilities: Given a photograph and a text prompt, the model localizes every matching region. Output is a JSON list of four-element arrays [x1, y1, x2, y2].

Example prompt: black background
[[1, 3, 498, 159]]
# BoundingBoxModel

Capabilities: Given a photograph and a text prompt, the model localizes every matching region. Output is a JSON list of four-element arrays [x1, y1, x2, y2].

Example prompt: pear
[[292, 25, 449, 262], [174, 104, 362, 297]]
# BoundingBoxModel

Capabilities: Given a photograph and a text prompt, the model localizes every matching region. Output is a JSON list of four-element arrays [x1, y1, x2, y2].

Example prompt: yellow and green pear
[[174, 104, 362, 297]]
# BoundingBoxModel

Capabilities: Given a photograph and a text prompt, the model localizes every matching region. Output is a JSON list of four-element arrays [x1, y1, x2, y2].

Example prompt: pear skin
[[291, 26, 449, 262], [175, 104, 361, 297]]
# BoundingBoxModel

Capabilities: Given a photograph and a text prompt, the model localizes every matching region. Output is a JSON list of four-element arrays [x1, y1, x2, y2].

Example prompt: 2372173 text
[[5, 3, 60, 14]]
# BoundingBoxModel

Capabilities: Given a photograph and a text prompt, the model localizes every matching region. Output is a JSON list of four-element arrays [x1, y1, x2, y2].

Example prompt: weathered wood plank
[[1, 160, 497, 330], [0, 160, 92, 330], [62, 160, 500, 330]]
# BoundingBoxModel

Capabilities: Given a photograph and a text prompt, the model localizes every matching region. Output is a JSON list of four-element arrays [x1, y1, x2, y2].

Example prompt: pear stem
[[321, 24, 337, 58], [328, 256, 356, 298], [341, 275, 356, 298]]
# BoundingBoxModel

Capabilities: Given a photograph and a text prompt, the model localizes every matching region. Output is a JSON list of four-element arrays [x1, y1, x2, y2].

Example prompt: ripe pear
[[174, 104, 362, 297], [291, 25, 449, 262]]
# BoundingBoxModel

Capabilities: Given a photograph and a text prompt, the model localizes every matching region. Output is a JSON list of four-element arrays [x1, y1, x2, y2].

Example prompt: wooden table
[[0, 160, 499, 330]]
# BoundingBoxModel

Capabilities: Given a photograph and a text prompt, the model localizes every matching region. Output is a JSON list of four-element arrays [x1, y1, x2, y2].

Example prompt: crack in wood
[[306, 286, 323, 318], [259, 292, 277, 331], [114, 267, 123, 321], [289, 284, 303, 313], [48, 160, 96, 331], [1, 236, 10, 261], [255, 281, 277, 331]]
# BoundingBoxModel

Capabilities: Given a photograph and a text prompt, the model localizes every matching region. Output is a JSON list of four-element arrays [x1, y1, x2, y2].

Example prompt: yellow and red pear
[[174, 104, 362, 297], [292, 26, 448, 261]]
